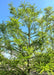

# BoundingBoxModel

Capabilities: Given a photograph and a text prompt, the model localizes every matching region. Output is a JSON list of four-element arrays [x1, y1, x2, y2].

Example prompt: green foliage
[[0, 1, 54, 75]]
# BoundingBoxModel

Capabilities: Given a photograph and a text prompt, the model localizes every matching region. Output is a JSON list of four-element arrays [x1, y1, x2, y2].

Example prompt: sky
[[0, 0, 54, 23], [0, 0, 54, 58]]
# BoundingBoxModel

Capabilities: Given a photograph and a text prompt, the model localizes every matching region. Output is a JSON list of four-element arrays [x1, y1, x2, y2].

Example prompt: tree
[[0, 2, 54, 75], [7, 2, 43, 74]]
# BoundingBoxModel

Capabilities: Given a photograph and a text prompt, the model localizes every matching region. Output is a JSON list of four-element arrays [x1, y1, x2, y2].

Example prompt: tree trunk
[[27, 26, 30, 74]]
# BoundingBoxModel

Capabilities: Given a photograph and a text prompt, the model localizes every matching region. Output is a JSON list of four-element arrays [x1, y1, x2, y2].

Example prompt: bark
[[27, 26, 30, 74]]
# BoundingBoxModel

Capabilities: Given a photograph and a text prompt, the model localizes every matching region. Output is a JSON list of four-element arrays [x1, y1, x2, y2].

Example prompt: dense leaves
[[0, 2, 54, 75]]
